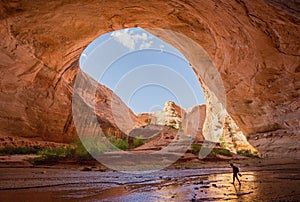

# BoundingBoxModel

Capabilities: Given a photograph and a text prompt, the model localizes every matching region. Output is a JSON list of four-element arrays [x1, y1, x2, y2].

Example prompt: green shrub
[[132, 136, 144, 148], [107, 134, 129, 150], [191, 144, 232, 157], [77, 134, 146, 153], [29, 134, 145, 165], [191, 144, 201, 155], [29, 142, 94, 165], [213, 148, 232, 156], [72, 139, 89, 157], [237, 150, 257, 157], [28, 155, 62, 165], [38, 147, 73, 157], [198, 146, 212, 156], [0, 146, 41, 155], [78, 136, 107, 155], [72, 143, 93, 161], [166, 125, 178, 130], [111, 137, 129, 150], [220, 141, 227, 148]]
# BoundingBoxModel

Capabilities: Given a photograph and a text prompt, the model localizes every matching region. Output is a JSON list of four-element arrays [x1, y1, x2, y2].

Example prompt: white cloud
[[111, 29, 153, 51], [111, 29, 135, 50], [139, 41, 153, 49], [132, 32, 148, 41]]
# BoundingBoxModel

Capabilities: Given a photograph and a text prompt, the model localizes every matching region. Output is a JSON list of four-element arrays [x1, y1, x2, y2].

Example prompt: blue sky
[[79, 28, 205, 113]]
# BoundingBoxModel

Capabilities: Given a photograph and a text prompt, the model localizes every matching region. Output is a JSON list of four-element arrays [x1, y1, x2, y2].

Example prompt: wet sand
[[0, 159, 300, 201]]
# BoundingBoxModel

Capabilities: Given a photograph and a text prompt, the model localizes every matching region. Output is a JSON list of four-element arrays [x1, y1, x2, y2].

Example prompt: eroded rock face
[[137, 101, 206, 142], [221, 114, 259, 155], [138, 101, 257, 153], [163, 101, 183, 129], [137, 101, 183, 129], [73, 71, 141, 140], [0, 0, 299, 157], [182, 104, 206, 142]]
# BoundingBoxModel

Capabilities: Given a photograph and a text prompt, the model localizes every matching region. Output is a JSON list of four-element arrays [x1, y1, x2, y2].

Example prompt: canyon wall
[[182, 104, 206, 142], [138, 101, 256, 154], [0, 0, 299, 157], [138, 101, 206, 142]]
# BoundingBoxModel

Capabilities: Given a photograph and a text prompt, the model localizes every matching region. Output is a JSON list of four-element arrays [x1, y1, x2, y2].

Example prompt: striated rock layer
[[73, 71, 141, 140], [138, 101, 184, 130], [0, 0, 299, 157]]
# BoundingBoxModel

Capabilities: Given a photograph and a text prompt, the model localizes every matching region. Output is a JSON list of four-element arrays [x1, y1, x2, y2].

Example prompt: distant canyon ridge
[[137, 101, 256, 154]]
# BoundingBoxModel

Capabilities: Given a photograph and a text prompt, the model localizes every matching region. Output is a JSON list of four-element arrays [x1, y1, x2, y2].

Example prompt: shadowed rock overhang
[[0, 0, 299, 158]]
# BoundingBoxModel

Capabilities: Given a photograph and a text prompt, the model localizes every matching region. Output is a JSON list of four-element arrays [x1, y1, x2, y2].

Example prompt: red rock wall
[[182, 105, 206, 142], [0, 0, 299, 157]]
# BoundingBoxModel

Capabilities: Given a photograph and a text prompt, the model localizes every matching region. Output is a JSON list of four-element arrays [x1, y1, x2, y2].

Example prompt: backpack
[[234, 166, 239, 173]]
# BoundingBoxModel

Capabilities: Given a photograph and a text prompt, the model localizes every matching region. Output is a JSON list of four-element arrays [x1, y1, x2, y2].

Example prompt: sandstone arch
[[0, 0, 299, 157]]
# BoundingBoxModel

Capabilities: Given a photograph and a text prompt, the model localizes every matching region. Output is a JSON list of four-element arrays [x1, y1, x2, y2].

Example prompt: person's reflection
[[233, 183, 242, 196], [233, 184, 241, 195]]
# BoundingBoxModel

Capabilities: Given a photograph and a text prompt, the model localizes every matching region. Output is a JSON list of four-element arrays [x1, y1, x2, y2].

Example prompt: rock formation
[[0, 0, 299, 157], [72, 71, 141, 141], [181, 104, 206, 142], [137, 101, 183, 129], [137, 101, 203, 134], [137, 101, 205, 142], [163, 101, 183, 129], [145, 101, 256, 153], [221, 114, 259, 155], [149, 101, 183, 129]]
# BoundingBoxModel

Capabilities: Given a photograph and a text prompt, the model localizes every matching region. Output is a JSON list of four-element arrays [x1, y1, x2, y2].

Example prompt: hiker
[[230, 163, 241, 185]]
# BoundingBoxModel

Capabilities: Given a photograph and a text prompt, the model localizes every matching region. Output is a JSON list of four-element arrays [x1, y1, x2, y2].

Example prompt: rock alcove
[[0, 0, 299, 158]]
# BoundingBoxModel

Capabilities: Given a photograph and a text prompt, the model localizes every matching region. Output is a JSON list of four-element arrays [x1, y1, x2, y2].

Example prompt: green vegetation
[[29, 134, 146, 165], [71, 139, 93, 159], [191, 144, 201, 155], [213, 148, 232, 156], [237, 150, 258, 158], [191, 143, 232, 157], [0, 146, 41, 155], [106, 133, 146, 150], [30, 147, 74, 165], [79, 136, 107, 154], [220, 141, 227, 148], [107, 134, 129, 150], [1, 134, 147, 165], [132, 136, 144, 148], [38, 147, 73, 157], [29, 140, 94, 165], [166, 124, 178, 130]]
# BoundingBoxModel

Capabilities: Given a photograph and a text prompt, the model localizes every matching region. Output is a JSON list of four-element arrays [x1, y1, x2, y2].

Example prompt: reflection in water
[[1, 168, 300, 201], [233, 184, 241, 194], [232, 172, 256, 201]]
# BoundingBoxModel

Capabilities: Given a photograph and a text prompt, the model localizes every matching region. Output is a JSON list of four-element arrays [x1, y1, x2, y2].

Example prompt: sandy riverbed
[[0, 158, 299, 201]]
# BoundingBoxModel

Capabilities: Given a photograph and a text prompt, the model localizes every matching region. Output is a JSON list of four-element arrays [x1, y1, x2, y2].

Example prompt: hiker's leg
[[232, 174, 235, 184]]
